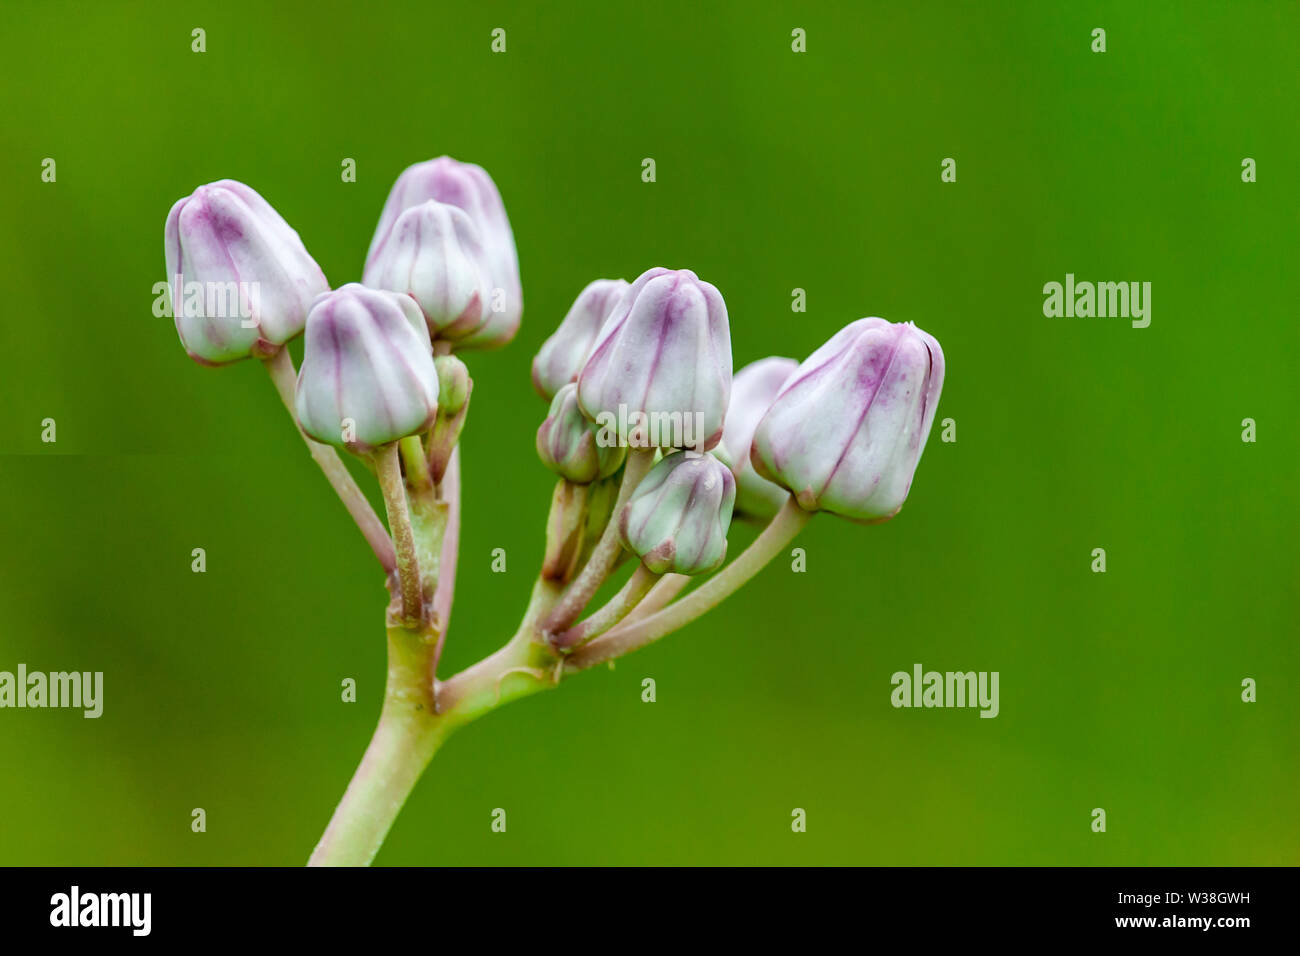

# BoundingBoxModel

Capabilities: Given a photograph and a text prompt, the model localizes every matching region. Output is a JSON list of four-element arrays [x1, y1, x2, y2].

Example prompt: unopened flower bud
[[531, 278, 629, 400], [295, 284, 440, 453], [536, 384, 626, 484], [751, 318, 945, 523], [366, 157, 521, 350], [714, 356, 798, 519], [427, 353, 472, 483], [577, 268, 731, 452], [362, 200, 495, 343], [164, 179, 328, 365], [618, 451, 735, 575], [433, 354, 471, 418]]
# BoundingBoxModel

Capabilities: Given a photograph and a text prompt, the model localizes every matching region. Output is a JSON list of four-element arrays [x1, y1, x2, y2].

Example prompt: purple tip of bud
[[577, 267, 732, 451], [751, 318, 945, 523], [531, 278, 630, 400], [164, 179, 328, 365], [362, 199, 495, 343], [366, 157, 521, 350]]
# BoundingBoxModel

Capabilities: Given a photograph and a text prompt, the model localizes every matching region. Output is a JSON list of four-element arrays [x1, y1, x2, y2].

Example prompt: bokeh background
[[0, 0, 1295, 865]]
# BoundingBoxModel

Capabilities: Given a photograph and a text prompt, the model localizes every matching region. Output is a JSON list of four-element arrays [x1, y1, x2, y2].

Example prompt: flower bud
[[751, 318, 945, 523], [294, 284, 440, 453], [577, 268, 731, 452], [536, 384, 627, 484], [433, 354, 471, 419], [164, 180, 328, 365], [427, 353, 473, 483], [618, 451, 735, 575], [362, 200, 495, 344], [714, 356, 798, 519], [366, 157, 521, 350], [531, 278, 629, 400]]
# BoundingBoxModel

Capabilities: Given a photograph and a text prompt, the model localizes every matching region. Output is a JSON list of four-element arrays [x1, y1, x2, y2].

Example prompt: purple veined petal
[[577, 267, 732, 453], [363, 200, 495, 343], [163, 179, 328, 365], [295, 284, 440, 453], [618, 451, 736, 575], [535, 383, 627, 483], [531, 278, 630, 400], [715, 355, 799, 518], [366, 157, 521, 350], [751, 318, 945, 523]]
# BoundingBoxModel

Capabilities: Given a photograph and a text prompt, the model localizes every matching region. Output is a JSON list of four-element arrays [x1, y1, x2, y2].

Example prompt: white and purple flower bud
[[714, 356, 799, 519], [294, 284, 440, 454], [577, 268, 731, 452], [366, 157, 521, 350], [618, 451, 736, 575], [751, 318, 945, 523], [164, 179, 328, 365], [362, 200, 494, 343], [536, 384, 627, 484], [531, 278, 629, 400]]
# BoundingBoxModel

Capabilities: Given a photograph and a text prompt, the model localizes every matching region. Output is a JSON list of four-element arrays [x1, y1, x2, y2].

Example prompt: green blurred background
[[0, 0, 1295, 865]]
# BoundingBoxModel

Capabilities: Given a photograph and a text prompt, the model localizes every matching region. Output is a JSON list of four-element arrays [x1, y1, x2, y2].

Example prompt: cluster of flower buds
[[529, 268, 740, 596], [166, 158, 945, 660], [165, 159, 526, 454], [165, 157, 950, 866], [529, 270, 946, 597]]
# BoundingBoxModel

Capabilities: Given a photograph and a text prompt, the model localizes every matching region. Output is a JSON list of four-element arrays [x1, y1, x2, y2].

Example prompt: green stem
[[553, 564, 659, 650], [567, 497, 813, 670], [429, 447, 461, 668], [541, 479, 589, 582], [262, 348, 396, 573], [308, 577, 564, 867], [543, 448, 655, 633], [399, 435, 433, 492], [402, 439, 450, 626], [376, 443, 423, 625], [622, 573, 689, 624], [308, 624, 442, 866]]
